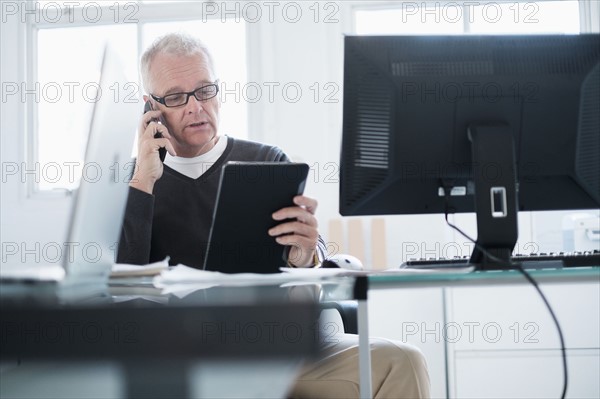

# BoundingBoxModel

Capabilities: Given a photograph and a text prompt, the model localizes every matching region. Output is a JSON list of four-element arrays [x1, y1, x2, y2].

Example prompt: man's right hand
[[129, 109, 177, 194]]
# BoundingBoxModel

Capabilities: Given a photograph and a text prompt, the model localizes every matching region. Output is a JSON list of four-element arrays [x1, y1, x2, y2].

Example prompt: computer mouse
[[322, 254, 364, 271]]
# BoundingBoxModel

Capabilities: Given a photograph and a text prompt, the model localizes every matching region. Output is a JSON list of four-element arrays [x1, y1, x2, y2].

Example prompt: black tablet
[[203, 162, 310, 274]]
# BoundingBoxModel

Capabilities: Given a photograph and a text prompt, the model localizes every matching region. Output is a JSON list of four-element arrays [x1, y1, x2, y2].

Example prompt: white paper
[[280, 266, 475, 276], [155, 265, 300, 285], [110, 257, 170, 278], [151, 264, 476, 294]]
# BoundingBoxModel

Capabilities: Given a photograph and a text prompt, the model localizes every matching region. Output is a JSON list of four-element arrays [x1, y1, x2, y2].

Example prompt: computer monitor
[[340, 34, 600, 270]]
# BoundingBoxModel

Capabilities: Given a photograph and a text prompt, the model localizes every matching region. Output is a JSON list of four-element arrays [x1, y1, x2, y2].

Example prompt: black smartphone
[[144, 101, 167, 162]]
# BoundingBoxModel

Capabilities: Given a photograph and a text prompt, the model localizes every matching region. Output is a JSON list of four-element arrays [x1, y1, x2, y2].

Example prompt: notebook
[[0, 45, 139, 285], [203, 162, 310, 274]]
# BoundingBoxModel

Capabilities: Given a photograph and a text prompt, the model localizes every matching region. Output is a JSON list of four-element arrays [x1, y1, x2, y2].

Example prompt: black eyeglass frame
[[150, 81, 220, 107]]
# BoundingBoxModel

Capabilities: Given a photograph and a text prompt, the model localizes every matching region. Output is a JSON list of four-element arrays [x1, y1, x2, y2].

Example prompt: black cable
[[513, 264, 568, 399], [442, 190, 568, 399]]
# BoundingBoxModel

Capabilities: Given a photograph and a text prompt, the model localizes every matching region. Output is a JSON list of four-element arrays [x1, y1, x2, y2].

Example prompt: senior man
[[117, 33, 430, 398]]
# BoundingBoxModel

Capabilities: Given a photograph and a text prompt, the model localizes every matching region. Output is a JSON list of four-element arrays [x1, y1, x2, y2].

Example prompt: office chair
[[319, 254, 362, 335], [320, 300, 358, 334]]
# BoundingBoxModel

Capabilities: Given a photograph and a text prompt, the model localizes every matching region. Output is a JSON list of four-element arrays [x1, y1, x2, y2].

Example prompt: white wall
[[246, 1, 346, 230]]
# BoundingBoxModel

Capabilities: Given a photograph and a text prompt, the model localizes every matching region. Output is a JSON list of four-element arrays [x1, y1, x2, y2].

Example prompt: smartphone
[[144, 101, 167, 162]]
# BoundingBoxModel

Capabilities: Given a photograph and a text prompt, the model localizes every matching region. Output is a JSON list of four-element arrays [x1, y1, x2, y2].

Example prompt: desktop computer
[[339, 34, 600, 270]]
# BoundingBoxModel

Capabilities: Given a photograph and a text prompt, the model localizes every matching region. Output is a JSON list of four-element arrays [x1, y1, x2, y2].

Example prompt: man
[[118, 33, 430, 398]]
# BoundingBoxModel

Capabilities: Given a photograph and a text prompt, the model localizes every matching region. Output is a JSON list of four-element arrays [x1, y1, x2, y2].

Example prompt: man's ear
[[143, 94, 149, 103]]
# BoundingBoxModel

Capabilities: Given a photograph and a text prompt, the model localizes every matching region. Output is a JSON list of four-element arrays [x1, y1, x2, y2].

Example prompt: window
[[468, 1, 580, 34], [36, 25, 137, 191], [354, 1, 580, 35], [355, 4, 464, 35], [30, 1, 247, 191]]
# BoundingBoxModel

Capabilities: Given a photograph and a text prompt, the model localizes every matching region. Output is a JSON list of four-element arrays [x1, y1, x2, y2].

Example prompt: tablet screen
[[204, 162, 310, 274]]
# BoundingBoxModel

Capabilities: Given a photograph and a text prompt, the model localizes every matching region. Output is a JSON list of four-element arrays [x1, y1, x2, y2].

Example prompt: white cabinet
[[368, 281, 600, 398], [446, 282, 600, 398], [452, 349, 600, 398]]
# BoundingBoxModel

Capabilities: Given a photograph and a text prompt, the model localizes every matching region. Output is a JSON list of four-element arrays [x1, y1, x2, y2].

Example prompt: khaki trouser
[[289, 334, 431, 399]]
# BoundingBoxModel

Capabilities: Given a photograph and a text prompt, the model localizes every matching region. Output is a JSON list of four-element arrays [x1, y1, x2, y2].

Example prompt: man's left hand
[[269, 195, 319, 267]]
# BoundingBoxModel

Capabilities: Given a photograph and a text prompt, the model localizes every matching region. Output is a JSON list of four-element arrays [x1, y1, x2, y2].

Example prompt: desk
[[0, 282, 336, 398], [2, 268, 598, 398], [356, 266, 600, 398]]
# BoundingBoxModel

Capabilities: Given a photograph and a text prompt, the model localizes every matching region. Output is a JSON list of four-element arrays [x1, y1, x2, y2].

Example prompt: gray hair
[[140, 32, 216, 93]]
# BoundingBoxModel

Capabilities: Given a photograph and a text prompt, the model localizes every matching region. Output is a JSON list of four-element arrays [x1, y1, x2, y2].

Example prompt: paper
[[383, 266, 475, 274], [280, 266, 475, 276], [110, 257, 170, 278], [154, 265, 307, 285], [279, 267, 357, 277], [151, 264, 476, 292], [152, 265, 357, 288]]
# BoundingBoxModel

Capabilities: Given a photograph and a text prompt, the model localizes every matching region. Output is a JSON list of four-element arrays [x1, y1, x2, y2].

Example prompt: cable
[[513, 264, 568, 399], [442, 190, 568, 399]]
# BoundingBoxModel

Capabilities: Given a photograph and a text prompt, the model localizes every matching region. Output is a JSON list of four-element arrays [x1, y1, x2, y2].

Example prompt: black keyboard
[[402, 250, 600, 269]]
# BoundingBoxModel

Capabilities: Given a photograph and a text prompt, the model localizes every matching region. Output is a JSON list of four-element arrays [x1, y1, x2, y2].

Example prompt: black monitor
[[340, 35, 600, 270]]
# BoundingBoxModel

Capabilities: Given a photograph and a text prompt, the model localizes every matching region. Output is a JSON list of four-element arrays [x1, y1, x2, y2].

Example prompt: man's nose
[[185, 94, 204, 113]]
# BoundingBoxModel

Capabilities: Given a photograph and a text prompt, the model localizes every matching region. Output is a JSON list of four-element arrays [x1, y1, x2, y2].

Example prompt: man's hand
[[269, 195, 319, 267], [130, 109, 177, 194]]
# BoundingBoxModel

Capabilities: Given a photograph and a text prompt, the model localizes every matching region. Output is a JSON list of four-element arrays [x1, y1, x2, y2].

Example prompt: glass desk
[[280, 266, 599, 399], [368, 266, 600, 289], [1, 279, 355, 398], [1, 267, 598, 398], [355, 266, 600, 399]]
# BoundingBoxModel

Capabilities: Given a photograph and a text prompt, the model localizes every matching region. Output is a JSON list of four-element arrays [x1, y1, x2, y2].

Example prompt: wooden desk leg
[[355, 276, 372, 399]]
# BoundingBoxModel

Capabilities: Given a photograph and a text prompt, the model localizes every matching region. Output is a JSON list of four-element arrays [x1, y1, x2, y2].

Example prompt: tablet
[[203, 162, 310, 274]]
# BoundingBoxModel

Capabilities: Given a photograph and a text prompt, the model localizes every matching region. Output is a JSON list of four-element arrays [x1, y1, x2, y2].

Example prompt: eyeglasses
[[150, 82, 219, 107]]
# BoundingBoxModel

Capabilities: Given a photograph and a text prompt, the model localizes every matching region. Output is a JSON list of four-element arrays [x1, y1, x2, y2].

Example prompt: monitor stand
[[467, 124, 519, 271]]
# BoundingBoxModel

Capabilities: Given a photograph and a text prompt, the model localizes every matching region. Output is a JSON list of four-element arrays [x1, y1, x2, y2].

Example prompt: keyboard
[[402, 250, 600, 270]]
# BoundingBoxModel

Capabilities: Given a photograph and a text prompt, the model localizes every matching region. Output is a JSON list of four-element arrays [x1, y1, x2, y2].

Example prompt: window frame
[[25, 0, 252, 197]]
